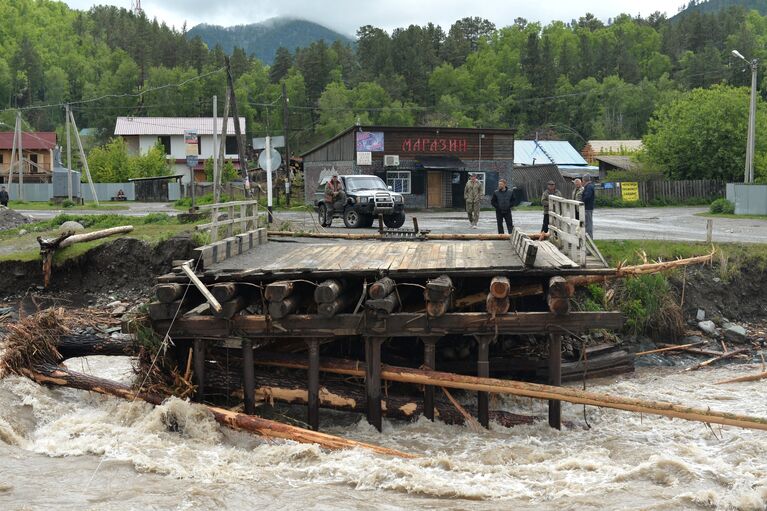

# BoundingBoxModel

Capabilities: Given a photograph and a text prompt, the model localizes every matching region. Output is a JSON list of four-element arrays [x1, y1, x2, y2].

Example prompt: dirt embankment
[[0, 236, 196, 303]]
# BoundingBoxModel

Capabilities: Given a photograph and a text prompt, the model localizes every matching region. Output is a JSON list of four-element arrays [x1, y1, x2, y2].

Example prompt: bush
[[709, 198, 735, 214], [62, 199, 75, 208]]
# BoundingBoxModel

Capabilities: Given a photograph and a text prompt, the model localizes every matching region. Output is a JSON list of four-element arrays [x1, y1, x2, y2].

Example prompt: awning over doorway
[[414, 155, 466, 169]]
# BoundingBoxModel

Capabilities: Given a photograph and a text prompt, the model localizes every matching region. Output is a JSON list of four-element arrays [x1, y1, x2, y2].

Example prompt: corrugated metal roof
[[0, 132, 56, 150], [514, 140, 588, 166], [114, 117, 246, 136], [594, 155, 637, 170]]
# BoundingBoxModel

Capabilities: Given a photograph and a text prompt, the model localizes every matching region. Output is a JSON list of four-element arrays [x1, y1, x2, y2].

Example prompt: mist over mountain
[[187, 17, 354, 64]]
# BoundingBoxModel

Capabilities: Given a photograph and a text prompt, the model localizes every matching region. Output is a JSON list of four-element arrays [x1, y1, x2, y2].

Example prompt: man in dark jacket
[[0, 186, 8, 207], [491, 178, 514, 234], [581, 175, 596, 238]]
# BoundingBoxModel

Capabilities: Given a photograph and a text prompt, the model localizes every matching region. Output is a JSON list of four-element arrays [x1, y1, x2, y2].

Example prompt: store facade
[[302, 126, 516, 209]]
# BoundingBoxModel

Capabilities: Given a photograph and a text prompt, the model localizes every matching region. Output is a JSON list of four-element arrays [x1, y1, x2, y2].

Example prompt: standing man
[[464, 172, 482, 228], [571, 178, 584, 202], [540, 180, 561, 233], [491, 178, 514, 234], [582, 175, 596, 238], [0, 186, 8, 207], [323, 174, 346, 224]]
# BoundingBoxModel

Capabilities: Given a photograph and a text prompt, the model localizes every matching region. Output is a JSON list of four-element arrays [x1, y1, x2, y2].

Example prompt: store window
[[386, 171, 411, 194]]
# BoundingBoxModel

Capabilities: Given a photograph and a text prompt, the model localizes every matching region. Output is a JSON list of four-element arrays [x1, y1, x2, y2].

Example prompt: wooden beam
[[369, 277, 396, 300], [547, 276, 572, 316], [365, 337, 385, 431], [422, 338, 438, 421], [265, 281, 294, 302], [242, 339, 255, 414], [490, 276, 511, 299], [315, 280, 344, 303], [548, 334, 562, 430], [476, 336, 492, 428], [307, 339, 320, 431], [157, 311, 625, 339]]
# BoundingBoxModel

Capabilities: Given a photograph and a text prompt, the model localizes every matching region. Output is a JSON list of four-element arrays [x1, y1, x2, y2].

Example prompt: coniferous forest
[[3, 0, 767, 181]]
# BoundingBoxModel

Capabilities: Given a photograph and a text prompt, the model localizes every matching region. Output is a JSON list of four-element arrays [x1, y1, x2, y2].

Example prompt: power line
[[0, 67, 226, 114]]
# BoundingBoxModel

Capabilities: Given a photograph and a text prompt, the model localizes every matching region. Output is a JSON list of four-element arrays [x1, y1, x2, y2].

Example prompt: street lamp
[[732, 49, 758, 184]]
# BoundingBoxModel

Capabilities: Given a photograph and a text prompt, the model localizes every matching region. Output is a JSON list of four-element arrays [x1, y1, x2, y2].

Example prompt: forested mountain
[[5, 0, 767, 179], [673, 0, 767, 18], [187, 18, 353, 65]]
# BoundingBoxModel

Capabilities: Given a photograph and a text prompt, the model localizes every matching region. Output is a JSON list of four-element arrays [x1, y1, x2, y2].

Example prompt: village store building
[[0, 132, 57, 184], [302, 126, 515, 209]]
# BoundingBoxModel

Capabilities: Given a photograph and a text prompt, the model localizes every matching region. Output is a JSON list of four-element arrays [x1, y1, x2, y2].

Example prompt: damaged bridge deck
[[149, 216, 622, 434]]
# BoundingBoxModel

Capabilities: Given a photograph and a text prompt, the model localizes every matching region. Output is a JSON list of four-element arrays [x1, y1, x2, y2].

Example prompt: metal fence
[[726, 183, 767, 215], [3, 182, 181, 202]]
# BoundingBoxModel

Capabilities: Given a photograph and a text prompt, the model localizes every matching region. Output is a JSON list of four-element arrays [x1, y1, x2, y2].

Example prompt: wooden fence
[[548, 196, 586, 266], [597, 179, 724, 203], [195, 199, 261, 243]]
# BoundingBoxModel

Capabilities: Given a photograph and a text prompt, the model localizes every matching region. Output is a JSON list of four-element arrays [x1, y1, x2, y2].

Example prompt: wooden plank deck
[[259, 241, 538, 273]]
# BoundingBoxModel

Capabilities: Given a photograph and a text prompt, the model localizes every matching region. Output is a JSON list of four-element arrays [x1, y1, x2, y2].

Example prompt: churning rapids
[[1, 356, 766, 511]]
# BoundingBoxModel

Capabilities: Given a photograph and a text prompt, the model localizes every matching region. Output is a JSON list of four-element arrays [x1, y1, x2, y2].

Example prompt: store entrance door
[[427, 171, 443, 208]]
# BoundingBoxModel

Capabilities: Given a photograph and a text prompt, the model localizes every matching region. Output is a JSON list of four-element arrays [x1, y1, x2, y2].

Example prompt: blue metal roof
[[514, 141, 588, 166]]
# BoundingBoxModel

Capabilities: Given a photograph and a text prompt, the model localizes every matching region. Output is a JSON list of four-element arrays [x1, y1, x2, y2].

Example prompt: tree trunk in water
[[20, 362, 414, 458], [249, 352, 767, 432]]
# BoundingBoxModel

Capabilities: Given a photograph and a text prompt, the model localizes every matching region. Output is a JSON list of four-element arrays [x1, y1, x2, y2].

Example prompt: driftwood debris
[[716, 370, 767, 385], [251, 353, 767, 431], [37, 225, 134, 287], [19, 362, 414, 458], [684, 348, 750, 372], [635, 342, 706, 356]]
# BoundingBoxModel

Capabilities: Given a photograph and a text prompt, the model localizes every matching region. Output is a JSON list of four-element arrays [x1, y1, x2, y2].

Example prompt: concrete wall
[[727, 183, 767, 215], [3, 182, 181, 202]]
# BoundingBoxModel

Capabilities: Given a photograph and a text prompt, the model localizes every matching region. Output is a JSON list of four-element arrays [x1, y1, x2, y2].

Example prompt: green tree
[[131, 142, 171, 178], [644, 85, 766, 181], [204, 158, 238, 182], [88, 137, 132, 182], [269, 47, 293, 83]]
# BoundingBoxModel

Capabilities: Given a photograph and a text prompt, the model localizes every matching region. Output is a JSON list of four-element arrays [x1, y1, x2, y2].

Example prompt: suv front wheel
[[383, 212, 406, 228], [343, 206, 364, 228]]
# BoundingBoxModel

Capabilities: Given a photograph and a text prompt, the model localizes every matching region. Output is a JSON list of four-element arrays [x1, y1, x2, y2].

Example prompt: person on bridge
[[464, 172, 482, 229], [540, 180, 561, 234], [0, 186, 8, 207], [491, 178, 514, 234], [582, 175, 596, 238], [571, 178, 584, 202]]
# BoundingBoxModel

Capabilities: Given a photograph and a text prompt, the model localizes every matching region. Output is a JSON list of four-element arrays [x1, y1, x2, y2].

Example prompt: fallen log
[[659, 344, 731, 357], [566, 251, 716, 288], [251, 352, 767, 432], [369, 277, 396, 300], [20, 362, 414, 458], [38, 225, 135, 287], [266, 231, 545, 241], [205, 366, 536, 427], [56, 333, 138, 359], [684, 348, 750, 372], [716, 370, 767, 385]]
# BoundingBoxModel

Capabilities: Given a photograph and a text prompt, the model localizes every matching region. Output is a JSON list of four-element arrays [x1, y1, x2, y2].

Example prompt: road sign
[[258, 148, 282, 170], [253, 136, 285, 150], [621, 182, 639, 202], [186, 155, 199, 167]]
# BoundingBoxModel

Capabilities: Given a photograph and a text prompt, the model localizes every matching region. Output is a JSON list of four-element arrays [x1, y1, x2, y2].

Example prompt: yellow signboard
[[621, 182, 639, 202]]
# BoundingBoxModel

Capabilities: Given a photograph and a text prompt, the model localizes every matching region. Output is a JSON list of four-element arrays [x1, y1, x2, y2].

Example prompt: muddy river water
[[1, 356, 765, 510]]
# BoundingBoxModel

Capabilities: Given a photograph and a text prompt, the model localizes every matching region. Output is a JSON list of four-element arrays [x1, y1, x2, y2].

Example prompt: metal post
[[242, 339, 255, 414], [307, 339, 320, 431], [282, 81, 291, 207], [706, 219, 713, 243], [476, 335, 492, 428], [365, 337, 384, 432], [422, 338, 437, 421], [548, 334, 562, 429], [747, 59, 758, 184], [193, 339, 206, 403], [266, 135, 274, 223], [65, 104, 73, 201]]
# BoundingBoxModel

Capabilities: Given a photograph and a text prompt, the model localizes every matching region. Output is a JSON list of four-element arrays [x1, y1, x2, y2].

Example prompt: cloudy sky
[[64, 1, 684, 34]]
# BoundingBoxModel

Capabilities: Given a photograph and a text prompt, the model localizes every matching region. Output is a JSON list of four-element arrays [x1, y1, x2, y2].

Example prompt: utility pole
[[216, 87, 231, 204], [17, 111, 24, 201], [65, 104, 73, 201], [212, 95, 218, 203], [8, 115, 17, 195], [746, 58, 758, 183], [224, 57, 250, 195], [68, 109, 99, 206], [282, 81, 291, 206]]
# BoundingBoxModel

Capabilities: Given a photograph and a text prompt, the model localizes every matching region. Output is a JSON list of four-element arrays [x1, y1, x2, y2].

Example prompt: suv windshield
[[345, 176, 387, 192]]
